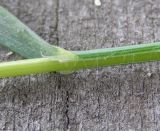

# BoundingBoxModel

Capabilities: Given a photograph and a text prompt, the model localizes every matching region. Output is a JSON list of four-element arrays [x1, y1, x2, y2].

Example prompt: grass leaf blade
[[0, 6, 75, 59]]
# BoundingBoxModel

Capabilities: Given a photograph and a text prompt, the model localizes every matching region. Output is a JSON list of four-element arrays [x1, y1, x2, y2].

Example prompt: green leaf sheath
[[74, 42, 160, 68], [1, 43, 160, 77], [0, 6, 76, 59]]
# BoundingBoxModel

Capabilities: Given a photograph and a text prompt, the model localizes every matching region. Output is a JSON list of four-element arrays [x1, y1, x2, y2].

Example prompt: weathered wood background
[[0, 0, 160, 130]]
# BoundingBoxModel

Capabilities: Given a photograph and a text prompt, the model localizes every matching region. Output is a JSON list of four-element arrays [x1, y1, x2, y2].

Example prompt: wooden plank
[[0, 0, 160, 130]]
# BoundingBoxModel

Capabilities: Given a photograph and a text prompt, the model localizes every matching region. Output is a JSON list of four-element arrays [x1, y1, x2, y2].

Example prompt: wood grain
[[0, 0, 160, 130]]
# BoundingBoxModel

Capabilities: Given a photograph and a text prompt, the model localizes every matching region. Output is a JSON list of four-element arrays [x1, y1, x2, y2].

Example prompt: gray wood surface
[[0, 0, 160, 130]]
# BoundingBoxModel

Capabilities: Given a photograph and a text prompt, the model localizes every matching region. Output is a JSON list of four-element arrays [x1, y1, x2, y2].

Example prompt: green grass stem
[[1, 42, 160, 77]]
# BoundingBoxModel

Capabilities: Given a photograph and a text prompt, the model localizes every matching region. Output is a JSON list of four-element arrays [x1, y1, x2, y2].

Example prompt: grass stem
[[1, 42, 160, 77]]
